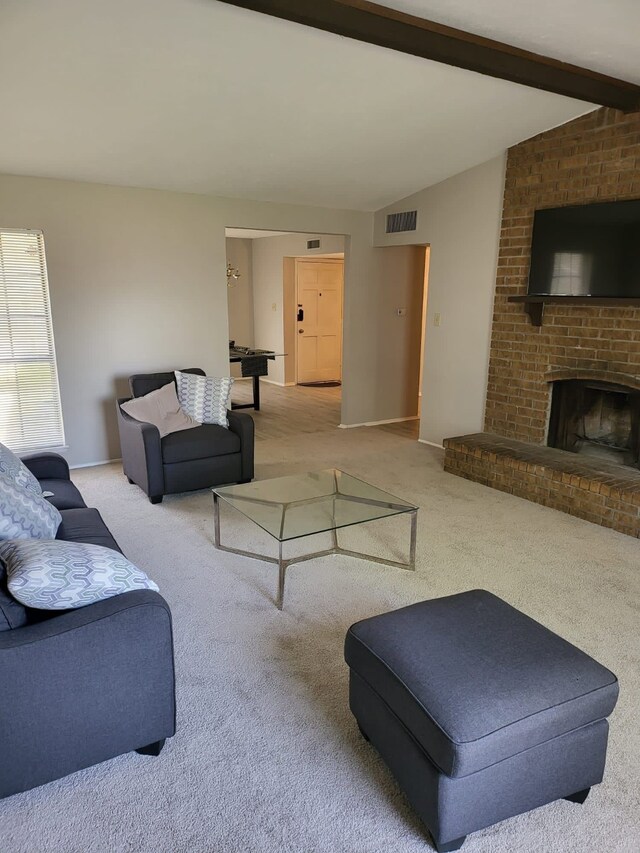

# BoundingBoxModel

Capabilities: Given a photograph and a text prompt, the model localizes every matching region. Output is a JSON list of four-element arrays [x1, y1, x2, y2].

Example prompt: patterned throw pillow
[[0, 473, 61, 541], [0, 539, 160, 610], [0, 442, 42, 495], [174, 370, 233, 428]]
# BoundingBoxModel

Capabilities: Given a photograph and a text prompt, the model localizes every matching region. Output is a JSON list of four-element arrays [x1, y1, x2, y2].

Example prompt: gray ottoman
[[344, 590, 618, 852]]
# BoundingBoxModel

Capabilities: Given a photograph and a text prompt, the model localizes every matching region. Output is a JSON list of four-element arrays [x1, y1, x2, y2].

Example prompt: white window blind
[[0, 229, 65, 452]]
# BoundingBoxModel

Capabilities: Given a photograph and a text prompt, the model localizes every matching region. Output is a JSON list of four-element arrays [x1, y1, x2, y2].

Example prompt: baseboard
[[338, 415, 419, 429], [261, 379, 296, 387], [418, 439, 444, 449], [70, 458, 121, 469]]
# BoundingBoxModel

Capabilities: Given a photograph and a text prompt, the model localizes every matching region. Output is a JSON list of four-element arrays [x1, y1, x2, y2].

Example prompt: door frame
[[293, 257, 344, 385]]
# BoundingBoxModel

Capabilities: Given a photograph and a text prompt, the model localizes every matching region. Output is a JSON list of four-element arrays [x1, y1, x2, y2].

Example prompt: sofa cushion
[[1, 539, 159, 610], [56, 508, 122, 553], [0, 442, 42, 495], [0, 473, 62, 541], [345, 590, 619, 778], [161, 423, 240, 465], [0, 563, 28, 631], [120, 382, 199, 438], [40, 479, 87, 511], [174, 370, 233, 428]]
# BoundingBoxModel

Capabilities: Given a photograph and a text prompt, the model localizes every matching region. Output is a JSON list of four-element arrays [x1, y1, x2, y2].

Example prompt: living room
[[0, 2, 638, 852]]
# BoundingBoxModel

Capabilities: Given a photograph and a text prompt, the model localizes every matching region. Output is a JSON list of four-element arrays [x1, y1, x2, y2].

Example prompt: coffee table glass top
[[213, 469, 416, 542]]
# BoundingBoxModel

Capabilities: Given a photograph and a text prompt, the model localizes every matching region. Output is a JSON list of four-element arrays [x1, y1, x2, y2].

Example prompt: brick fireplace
[[444, 107, 640, 536]]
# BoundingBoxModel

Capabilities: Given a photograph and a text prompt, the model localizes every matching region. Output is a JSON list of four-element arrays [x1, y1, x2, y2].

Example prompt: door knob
[[298, 329, 304, 334]]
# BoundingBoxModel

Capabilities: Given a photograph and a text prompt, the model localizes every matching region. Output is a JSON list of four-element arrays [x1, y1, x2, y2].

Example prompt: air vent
[[307, 239, 321, 249], [386, 210, 417, 234]]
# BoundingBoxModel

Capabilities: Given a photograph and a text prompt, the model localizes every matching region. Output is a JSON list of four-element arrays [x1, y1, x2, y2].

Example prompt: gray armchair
[[116, 368, 254, 503]]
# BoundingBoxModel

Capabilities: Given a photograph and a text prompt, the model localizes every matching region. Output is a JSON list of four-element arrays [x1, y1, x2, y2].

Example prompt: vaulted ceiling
[[0, 1, 635, 211]]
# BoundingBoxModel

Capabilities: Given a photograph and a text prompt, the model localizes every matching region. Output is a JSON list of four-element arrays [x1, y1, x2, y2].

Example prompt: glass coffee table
[[212, 469, 418, 610]]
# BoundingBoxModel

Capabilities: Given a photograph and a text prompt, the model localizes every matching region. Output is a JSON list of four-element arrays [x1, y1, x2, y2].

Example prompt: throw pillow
[[0, 442, 42, 495], [0, 473, 61, 541], [0, 563, 28, 631], [174, 370, 233, 428], [121, 381, 199, 438], [0, 539, 160, 610]]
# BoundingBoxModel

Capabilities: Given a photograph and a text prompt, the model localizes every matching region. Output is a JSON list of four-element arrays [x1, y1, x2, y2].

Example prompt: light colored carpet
[[2, 426, 639, 853]]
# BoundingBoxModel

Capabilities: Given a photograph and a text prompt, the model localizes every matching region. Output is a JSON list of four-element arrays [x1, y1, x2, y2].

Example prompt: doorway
[[294, 258, 344, 386]]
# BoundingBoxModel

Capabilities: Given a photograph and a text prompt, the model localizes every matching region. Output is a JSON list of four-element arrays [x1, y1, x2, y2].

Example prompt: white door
[[296, 260, 343, 384]]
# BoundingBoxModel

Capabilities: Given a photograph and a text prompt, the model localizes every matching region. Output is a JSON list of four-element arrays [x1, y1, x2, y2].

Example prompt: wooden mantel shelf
[[508, 295, 640, 327]]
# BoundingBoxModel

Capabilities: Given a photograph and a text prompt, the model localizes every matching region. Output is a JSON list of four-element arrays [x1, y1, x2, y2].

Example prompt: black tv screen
[[527, 198, 640, 297]]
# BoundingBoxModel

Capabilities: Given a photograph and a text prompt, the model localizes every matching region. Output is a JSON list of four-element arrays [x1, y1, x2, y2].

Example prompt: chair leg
[[136, 739, 166, 757], [564, 788, 591, 805], [434, 836, 466, 852], [149, 495, 163, 504]]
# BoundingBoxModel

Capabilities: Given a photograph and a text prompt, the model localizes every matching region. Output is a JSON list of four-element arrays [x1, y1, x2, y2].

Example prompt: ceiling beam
[[218, 0, 640, 113]]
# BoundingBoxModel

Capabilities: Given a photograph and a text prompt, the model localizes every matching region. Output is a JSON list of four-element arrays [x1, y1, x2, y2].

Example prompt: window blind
[[0, 229, 65, 452]]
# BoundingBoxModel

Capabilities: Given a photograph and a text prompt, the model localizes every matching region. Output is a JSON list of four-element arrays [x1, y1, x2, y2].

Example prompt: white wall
[[374, 156, 506, 445], [0, 159, 505, 465], [251, 233, 345, 385], [225, 237, 254, 378], [0, 172, 401, 465]]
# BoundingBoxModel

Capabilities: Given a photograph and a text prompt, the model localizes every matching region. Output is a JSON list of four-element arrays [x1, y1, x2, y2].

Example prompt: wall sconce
[[227, 262, 241, 287]]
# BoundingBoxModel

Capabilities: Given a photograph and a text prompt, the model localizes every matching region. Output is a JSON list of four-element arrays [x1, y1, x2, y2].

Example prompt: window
[[0, 229, 65, 452]]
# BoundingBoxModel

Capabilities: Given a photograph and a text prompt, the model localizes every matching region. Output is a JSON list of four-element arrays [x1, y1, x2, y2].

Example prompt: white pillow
[[0, 442, 42, 495], [121, 381, 199, 438], [0, 539, 159, 610], [174, 371, 233, 428], [0, 473, 61, 541]]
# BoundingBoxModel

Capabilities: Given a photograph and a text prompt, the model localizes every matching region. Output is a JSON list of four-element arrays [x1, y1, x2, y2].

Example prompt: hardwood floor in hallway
[[230, 380, 419, 441]]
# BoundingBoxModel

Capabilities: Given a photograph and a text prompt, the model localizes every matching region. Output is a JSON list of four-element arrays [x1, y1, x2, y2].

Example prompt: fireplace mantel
[[508, 295, 640, 326]]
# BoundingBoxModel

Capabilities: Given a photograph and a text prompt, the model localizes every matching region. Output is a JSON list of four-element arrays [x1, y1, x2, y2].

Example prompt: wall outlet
[[272, 303, 277, 311], [433, 312, 442, 327], [396, 307, 407, 316]]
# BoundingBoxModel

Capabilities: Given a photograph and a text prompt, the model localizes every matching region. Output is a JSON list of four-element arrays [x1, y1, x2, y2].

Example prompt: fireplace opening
[[548, 379, 640, 467]]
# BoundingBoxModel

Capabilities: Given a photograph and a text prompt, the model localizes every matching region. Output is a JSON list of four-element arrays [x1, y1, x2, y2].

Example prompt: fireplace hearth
[[547, 380, 640, 468]]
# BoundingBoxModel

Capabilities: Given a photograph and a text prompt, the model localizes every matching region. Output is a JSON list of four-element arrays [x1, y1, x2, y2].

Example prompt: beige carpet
[[1, 425, 638, 853]]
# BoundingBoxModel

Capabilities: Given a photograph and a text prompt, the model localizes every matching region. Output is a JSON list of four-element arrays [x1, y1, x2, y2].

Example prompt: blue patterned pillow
[[174, 371, 233, 428], [0, 473, 61, 541], [0, 442, 42, 495], [0, 539, 159, 610]]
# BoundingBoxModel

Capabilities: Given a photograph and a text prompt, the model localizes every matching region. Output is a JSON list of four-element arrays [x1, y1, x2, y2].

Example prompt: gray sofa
[[0, 452, 176, 800], [116, 368, 254, 503]]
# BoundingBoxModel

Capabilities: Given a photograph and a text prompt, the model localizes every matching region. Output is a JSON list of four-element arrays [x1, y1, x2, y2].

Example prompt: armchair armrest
[[116, 398, 164, 498], [0, 590, 176, 799], [21, 451, 70, 481], [227, 410, 255, 482]]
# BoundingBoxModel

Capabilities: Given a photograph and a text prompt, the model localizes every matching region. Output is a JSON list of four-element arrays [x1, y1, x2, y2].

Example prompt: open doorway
[[224, 228, 345, 431]]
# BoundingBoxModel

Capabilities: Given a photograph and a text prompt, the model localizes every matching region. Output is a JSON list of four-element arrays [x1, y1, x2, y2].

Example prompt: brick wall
[[485, 107, 640, 444]]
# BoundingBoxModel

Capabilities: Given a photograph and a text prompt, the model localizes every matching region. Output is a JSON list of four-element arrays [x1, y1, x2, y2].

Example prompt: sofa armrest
[[0, 590, 176, 799], [116, 399, 164, 498], [227, 410, 255, 482], [20, 452, 70, 481]]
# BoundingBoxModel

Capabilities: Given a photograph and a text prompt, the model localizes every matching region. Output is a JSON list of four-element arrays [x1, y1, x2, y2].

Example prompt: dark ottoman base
[[345, 590, 618, 851]]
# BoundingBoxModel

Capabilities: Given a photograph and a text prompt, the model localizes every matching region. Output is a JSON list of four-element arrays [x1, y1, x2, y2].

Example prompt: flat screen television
[[527, 198, 640, 297]]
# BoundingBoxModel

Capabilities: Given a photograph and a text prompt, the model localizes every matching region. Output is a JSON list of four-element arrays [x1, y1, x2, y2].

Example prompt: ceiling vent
[[386, 210, 418, 234], [307, 239, 321, 249]]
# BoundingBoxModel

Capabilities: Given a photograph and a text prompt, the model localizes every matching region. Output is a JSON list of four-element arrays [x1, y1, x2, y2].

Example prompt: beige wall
[[225, 237, 254, 378], [251, 233, 345, 385], [374, 156, 506, 445], [0, 172, 419, 465], [0, 158, 505, 465]]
